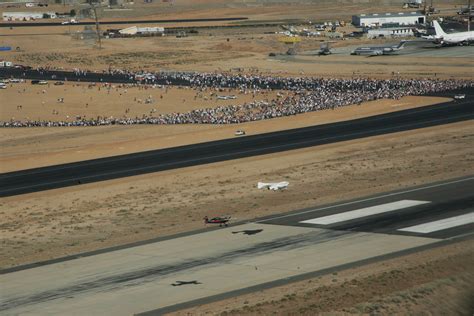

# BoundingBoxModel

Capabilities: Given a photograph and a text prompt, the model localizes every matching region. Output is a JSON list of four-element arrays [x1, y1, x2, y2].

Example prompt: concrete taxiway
[[1, 177, 473, 315], [332, 42, 474, 58]]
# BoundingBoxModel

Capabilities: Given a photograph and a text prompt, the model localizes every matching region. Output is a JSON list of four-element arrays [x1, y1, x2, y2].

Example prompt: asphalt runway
[[1, 92, 473, 198], [397, 42, 474, 58], [1, 177, 472, 315], [289, 41, 474, 63], [331, 41, 474, 58], [259, 177, 474, 240]]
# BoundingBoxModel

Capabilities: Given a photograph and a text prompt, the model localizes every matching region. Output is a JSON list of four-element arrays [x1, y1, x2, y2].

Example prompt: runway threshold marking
[[299, 200, 430, 225], [257, 177, 474, 224], [398, 212, 474, 234]]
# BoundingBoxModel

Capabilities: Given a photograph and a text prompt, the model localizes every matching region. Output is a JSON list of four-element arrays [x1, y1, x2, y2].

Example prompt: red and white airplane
[[203, 215, 231, 227]]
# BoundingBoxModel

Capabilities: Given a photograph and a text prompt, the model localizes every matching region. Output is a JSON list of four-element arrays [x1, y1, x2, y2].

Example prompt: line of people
[[1, 72, 472, 127]]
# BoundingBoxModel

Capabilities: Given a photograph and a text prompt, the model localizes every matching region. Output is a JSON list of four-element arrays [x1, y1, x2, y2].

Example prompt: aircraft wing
[[257, 182, 270, 189], [269, 182, 289, 190], [366, 50, 383, 57], [268, 185, 285, 191]]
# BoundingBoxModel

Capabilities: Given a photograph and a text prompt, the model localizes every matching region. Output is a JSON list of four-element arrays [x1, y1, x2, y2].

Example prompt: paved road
[[1, 93, 473, 197], [0, 17, 248, 28], [0, 67, 138, 84], [1, 177, 472, 315]]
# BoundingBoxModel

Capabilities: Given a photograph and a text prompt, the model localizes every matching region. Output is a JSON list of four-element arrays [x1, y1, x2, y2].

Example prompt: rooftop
[[356, 12, 425, 18]]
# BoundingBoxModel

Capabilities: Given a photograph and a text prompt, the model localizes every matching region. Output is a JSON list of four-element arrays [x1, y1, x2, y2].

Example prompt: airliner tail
[[432, 20, 446, 37]]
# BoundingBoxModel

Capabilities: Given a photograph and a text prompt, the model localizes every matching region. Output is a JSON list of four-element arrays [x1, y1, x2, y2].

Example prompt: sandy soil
[[172, 239, 474, 316], [0, 82, 281, 122], [2, 30, 472, 79], [1, 1, 463, 23], [1, 120, 472, 269], [1, 2, 472, 313], [0, 95, 450, 172]]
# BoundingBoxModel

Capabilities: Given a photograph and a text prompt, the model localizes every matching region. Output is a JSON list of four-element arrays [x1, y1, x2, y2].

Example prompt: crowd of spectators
[[1, 70, 472, 127]]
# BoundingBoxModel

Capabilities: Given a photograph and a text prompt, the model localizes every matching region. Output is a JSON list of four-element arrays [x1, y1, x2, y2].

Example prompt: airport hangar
[[352, 11, 426, 27]]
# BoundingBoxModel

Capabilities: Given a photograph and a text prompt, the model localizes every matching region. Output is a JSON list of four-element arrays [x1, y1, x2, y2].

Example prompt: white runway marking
[[257, 177, 472, 224], [300, 200, 430, 225], [398, 213, 474, 234]]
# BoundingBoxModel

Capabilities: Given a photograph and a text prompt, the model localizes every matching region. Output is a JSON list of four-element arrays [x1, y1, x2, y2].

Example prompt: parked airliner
[[351, 41, 407, 56], [425, 20, 474, 46]]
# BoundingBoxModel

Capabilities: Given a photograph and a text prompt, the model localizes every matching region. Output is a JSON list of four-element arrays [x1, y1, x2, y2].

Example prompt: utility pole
[[468, 0, 471, 32], [90, 3, 102, 49]]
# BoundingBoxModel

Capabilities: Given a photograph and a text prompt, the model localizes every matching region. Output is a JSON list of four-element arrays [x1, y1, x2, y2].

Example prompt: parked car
[[31, 80, 47, 85], [62, 19, 78, 25]]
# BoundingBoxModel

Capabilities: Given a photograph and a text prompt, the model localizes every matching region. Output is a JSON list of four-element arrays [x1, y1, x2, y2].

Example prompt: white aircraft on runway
[[351, 41, 407, 56], [427, 20, 474, 46], [257, 181, 289, 191]]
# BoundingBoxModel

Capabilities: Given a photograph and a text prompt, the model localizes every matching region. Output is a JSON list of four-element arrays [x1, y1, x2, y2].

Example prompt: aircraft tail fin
[[257, 182, 267, 189], [396, 40, 408, 49], [432, 20, 446, 37]]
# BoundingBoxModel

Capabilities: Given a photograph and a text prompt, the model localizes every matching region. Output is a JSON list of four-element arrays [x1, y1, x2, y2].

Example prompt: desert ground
[[1, 119, 473, 314], [2, 27, 473, 78], [1, 1, 473, 314], [0, 81, 282, 123], [1, 1, 473, 78], [1, 117, 472, 268]]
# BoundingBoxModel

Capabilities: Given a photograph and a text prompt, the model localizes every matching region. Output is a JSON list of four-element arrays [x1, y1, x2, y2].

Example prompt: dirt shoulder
[[171, 239, 474, 316]]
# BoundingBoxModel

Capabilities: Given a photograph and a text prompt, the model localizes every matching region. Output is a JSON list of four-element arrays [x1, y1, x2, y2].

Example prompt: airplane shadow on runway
[[232, 229, 263, 235], [171, 280, 202, 286]]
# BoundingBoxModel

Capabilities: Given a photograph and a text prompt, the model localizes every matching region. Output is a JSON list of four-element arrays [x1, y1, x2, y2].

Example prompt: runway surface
[[1, 92, 473, 197], [336, 41, 474, 58], [1, 177, 473, 315], [287, 42, 474, 64]]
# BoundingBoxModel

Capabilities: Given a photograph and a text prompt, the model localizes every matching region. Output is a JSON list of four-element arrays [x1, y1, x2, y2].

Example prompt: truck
[[62, 19, 78, 24], [403, 0, 422, 9]]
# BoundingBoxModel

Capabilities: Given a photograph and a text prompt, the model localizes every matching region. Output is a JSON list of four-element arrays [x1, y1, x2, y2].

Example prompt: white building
[[119, 26, 165, 35], [0, 61, 14, 67], [352, 12, 425, 27], [367, 27, 415, 38], [2, 11, 57, 21]]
